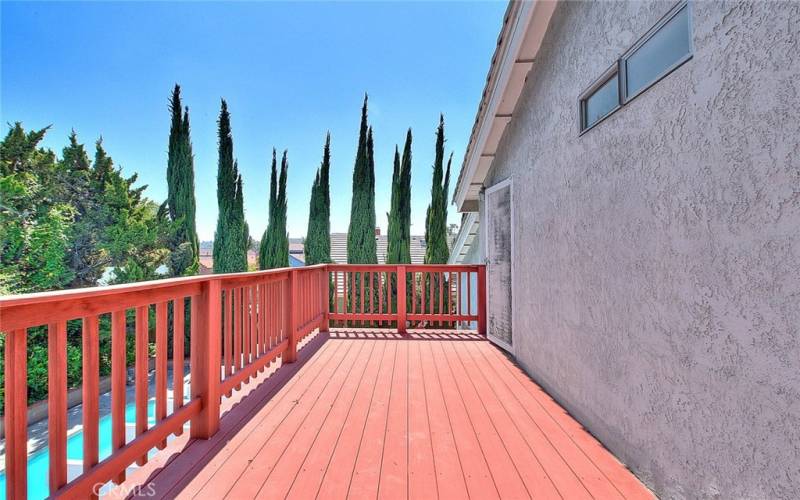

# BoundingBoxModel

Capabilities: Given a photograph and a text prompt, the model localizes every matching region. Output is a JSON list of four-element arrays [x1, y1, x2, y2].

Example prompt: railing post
[[397, 265, 407, 335], [190, 278, 221, 439], [285, 270, 298, 363], [477, 266, 487, 336], [4, 329, 27, 500], [320, 267, 330, 333]]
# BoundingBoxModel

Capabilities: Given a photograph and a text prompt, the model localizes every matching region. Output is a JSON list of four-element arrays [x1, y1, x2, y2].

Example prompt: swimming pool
[[0, 398, 183, 499]]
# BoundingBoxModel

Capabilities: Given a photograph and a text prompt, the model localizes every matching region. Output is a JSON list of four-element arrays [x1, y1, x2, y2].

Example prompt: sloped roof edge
[[453, 0, 557, 212]]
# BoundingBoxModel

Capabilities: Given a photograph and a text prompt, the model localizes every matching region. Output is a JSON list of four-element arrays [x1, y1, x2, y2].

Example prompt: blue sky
[[1, 1, 506, 241]]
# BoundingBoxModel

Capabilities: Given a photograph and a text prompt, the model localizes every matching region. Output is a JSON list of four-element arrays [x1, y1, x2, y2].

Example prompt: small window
[[579, 65, 620, 133], [621, 1, 692, 101]]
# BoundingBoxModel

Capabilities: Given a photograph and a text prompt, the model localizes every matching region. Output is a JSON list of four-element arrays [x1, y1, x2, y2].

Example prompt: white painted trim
[[449, 212, 479, 265], [454, 1, 557, 212], [483, 177, 515, 355], [454, 3, 534, 211]]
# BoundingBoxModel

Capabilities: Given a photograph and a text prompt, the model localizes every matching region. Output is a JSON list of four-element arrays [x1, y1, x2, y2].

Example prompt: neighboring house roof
[[452, 0, 557, 213], [198, 248, 259, 271], [289, 242, 305, 264], [328, 233, 427, 264]]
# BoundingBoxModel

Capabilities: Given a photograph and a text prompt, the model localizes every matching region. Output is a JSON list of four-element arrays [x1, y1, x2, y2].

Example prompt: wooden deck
[[113, 331, 652, 499]]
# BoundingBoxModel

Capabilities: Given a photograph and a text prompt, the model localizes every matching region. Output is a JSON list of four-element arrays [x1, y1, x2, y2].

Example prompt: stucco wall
[[482, 1, 800, 498]]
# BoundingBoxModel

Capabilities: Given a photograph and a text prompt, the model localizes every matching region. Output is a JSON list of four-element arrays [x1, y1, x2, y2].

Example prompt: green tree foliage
[[424, 115, 452, 264], [0, 123, 169, 293], [260, 150, 290, 268], [0, 122, 175, 409], [165, 85, 199, 275], [213, 99, 249, 273], [386, 129, 412, 265], [305, 133, 331, 265], [347, 95, 377, 265]]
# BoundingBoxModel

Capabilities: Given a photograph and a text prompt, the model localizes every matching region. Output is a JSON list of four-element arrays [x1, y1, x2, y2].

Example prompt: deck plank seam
[[435, 340, 525, 498], [475, 343, 607, 499], [189, 339, 349, 498], [283, 340, 379, 498], [223, 339, 360, 498], [413, 341, 441, 499], [427, 340, 500, 499], [252, 340, 372, 498], [484, 344, 640, 498], [442, 341, 534, 499], [455, 340, 563, 499], [367, 339, 399, 499], [154, 334, 335, 497], [314, 340, 389, 499]]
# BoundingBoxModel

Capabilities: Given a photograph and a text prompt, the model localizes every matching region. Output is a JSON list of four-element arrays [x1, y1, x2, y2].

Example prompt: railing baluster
[[412, 271, 417, 317], [156, 301, 168, 449], [467, 270, 472, 318], [285, 271, 298, 362], [135, 305, 149, 465], [234, 287, 242, 390], [457, 271, 462, 321], [398, 266, 407, 335], [420, 270, 424, 320], [260, 283, 267, 362], [82, 316, 100, 480], [5, 328, 27, 500], [111, 310, 127, 483], [223, 290, 232, 395], [243, 286, 250, 367], [439, 272, 444, 328], [48, 321, 68, 493], [173, 298, 185, 430], [350, 271, 355, 321], [250, 285, 257, 363]]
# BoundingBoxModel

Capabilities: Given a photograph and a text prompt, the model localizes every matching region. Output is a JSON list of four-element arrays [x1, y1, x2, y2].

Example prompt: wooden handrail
[[326, 264, 484, 332], [0, 263, 484, 498]]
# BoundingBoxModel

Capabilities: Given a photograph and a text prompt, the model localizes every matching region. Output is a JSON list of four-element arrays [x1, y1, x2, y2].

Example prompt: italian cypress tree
[[347, 96, 378, 319], [424, 116, 452, 316], [213, 99, 248, 273], [276, 151, 289, 267], [424, 115, 451, 264], [165, 85, 199, 275], [386, 129, 412, 265], [259, 149, 278, 269], [260, 150, 289, 268], [305, 133, 331, 265], [347, 95, 378, 265]]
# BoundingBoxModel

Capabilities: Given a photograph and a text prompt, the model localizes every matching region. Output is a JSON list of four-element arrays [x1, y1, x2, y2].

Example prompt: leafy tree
[[424, 115, 452, 264], [165, 85, 199, 275], [0, 122, 175, 409], [213, 99, 249, 273], [305, 133, 331, 265]]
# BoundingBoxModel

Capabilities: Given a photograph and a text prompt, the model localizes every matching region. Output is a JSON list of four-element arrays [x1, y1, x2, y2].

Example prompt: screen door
[[484, 179, 513, 350]]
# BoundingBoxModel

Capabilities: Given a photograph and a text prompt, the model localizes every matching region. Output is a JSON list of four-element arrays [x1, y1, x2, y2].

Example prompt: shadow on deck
[[110, 330, 652, 499]]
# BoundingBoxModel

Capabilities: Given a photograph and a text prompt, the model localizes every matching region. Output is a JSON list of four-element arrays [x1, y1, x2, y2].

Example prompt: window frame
[[620, 0, 693, 103], [578, 62, 621, 135]]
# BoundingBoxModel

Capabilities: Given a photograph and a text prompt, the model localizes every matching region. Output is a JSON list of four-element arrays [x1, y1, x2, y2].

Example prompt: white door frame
[[483, 177, 515, 354]]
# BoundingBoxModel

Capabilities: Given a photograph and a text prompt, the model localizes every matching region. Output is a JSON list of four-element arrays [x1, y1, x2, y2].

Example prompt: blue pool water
[[0, 398, 171, 499]]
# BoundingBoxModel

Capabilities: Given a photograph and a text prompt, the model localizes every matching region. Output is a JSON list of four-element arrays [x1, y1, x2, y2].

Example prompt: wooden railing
[[0, 263, 483, 499], [328, 264, 486, 333]]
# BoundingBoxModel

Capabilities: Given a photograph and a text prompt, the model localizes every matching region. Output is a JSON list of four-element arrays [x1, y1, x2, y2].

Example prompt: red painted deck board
[[114, 331, 652, 500]]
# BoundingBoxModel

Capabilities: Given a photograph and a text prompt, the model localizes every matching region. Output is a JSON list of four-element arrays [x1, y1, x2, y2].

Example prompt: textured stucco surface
[[481, 1, 800, 498]]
